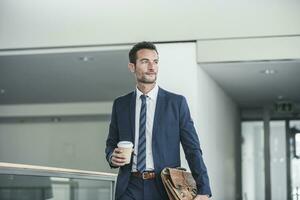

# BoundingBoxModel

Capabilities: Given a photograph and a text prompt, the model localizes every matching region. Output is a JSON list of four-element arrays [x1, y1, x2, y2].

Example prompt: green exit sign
[[274, 101, 294, 113]]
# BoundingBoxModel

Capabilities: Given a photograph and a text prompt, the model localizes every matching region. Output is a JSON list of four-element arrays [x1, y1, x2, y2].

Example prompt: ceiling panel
[[201, 60, 300, 107], [0, 50, 135, 104]]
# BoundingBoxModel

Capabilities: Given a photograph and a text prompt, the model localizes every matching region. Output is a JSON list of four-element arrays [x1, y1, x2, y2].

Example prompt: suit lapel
[[152, 88, 165, 171], [129, 91, 136, 142], [152, 88, 165, 146]]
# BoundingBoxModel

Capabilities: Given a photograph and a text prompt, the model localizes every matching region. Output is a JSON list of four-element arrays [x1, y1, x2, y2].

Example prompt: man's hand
[[194, 194, 209, 200], [111, 148, 127, 167]]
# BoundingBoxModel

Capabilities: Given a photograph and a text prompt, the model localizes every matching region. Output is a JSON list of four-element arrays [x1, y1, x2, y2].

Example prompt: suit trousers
[[119, 174, 168, 200]]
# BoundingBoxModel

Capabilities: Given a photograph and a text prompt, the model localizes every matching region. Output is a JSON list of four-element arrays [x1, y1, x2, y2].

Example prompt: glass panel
[[71, 179, 112, 200], [296, 134, 300, 158], [0, 174, 113, 200], [242, 121, 265, 200], [270, 120, 287, 200], [290, 120, 300, 200], [0, 175, 53, 200]]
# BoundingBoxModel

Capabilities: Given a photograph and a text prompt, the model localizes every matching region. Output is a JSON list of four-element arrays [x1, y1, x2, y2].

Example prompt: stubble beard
[[138, 74, 157, 84]]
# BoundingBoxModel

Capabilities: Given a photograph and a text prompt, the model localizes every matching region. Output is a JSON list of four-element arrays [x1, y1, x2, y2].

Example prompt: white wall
[[196, 37, 300, 63], [0, 102, 116, 172], [1, 0, 300, 49], [197, 64, 240, 200], [0, 119, 118, 173], [0, 102, 113, 117], [157, 42, 240, 200]]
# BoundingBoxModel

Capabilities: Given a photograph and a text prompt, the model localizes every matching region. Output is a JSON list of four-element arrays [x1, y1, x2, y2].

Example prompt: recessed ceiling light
[[0, 89, 5, 94], [277, 95, 284, 100], [51, 117, 61, 122], [79, 56, 94, 62], [261, 69, 277, 75]]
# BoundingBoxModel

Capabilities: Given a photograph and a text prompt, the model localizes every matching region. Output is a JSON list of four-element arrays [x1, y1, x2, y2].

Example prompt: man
[[105, 41, 211, 200]]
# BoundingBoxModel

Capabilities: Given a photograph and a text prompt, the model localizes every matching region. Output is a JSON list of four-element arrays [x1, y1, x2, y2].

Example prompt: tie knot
[[140, 95, 147, 102]]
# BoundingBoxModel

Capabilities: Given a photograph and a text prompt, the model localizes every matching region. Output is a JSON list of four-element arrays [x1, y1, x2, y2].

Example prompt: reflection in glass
[[0, 174, 113, 200], [290, 120, 300, 200], [0, 175, 53, 200], [296, 134, 300, 158]]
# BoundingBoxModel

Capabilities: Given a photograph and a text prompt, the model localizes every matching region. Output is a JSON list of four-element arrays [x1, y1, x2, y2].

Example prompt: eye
[[141, 60, 149, 64]]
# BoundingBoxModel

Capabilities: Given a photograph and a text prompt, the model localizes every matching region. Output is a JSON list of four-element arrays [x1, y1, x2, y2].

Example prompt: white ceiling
[[0, 50, 299, 108], [2, 1, 300, 49], [201, 60, 300, 107]]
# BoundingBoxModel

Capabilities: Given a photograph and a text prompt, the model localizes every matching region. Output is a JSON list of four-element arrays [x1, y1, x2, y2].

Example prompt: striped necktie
[[137, 94, 147, 172]]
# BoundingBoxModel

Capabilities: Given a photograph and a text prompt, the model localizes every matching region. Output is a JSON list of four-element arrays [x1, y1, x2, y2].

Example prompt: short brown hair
[[129, 41, 158, 64]]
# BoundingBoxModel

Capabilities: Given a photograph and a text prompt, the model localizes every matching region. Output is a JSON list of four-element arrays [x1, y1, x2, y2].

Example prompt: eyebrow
[[139, 58, 159, 62], [140, 58, 149, 61]]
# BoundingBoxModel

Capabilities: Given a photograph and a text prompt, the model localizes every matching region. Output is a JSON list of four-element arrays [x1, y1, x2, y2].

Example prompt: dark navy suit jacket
[[105, 87, 211, 199]]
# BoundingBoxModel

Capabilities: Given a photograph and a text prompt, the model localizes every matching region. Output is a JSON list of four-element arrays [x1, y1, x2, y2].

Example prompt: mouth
[[145, 73, 156, 76]]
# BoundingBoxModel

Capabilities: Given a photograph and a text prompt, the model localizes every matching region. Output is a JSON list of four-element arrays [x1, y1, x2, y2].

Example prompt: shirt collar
[[136, 84, 159, 101]]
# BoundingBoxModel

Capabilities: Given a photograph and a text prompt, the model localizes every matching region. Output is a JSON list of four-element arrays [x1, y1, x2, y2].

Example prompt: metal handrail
[[0, 162, 117, 181]]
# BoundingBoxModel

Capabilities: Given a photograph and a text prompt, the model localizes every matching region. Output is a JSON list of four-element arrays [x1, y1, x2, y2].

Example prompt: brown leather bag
[[161, 167, 197, 200]]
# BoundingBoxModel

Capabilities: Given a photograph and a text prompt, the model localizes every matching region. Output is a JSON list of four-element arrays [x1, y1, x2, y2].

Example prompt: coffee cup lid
[[117, 141, 133, 148]]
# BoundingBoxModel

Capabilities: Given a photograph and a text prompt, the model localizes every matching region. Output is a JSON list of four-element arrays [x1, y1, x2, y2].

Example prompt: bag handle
[[176, 167, 187, 171]]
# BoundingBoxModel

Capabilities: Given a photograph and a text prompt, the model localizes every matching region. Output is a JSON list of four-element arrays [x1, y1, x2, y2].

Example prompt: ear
[[128, 63, 135, 73]]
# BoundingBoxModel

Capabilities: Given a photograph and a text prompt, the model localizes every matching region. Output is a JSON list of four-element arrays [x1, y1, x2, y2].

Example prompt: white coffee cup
[[117, 141, 134, 164]]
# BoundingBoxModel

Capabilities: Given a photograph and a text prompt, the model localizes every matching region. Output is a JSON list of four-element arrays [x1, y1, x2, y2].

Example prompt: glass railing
[[0, 162, 117, 200]]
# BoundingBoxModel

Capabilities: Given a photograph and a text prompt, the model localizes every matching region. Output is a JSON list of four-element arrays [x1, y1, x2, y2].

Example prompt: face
[[128, 49, 159, 84]]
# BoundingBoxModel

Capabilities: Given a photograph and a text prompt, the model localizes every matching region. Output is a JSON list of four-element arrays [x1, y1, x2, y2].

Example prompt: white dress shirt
[[132, 84, 158, 172]]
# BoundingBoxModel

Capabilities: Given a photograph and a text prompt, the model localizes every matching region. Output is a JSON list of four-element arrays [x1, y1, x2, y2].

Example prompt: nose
[[148, 61, 156, 69]]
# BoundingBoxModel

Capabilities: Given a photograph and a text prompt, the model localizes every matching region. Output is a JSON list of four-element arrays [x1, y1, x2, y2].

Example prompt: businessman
[[105, 41, 211, 200]]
